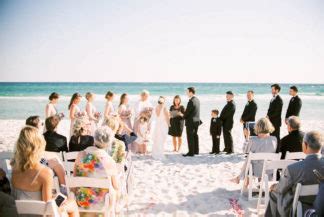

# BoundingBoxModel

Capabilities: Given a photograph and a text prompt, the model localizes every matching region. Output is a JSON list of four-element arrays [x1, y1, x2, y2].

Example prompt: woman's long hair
[[119, 93, 128, 106], [173, 95, 181, 106], [13, 126, 45, 172], [68, 93, 81, 110]]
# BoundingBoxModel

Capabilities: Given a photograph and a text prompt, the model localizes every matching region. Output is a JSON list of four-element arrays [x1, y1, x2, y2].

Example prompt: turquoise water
[[0, 82, 324, 96], [0, 82, 324, 120]]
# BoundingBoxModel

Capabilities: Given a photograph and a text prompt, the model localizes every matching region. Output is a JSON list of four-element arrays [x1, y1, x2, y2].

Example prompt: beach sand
[[1, 119, 323, 216]]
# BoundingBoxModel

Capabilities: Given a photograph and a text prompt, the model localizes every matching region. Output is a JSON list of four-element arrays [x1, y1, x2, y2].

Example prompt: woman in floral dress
[[73, 126, 119, 214]]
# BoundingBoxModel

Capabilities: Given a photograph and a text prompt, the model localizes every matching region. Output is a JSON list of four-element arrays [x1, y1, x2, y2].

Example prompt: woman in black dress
[[168, 95, 185, 152]]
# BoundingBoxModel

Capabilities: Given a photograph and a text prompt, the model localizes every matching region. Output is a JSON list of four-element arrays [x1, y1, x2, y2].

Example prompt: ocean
[[0, 82, 324, 122]]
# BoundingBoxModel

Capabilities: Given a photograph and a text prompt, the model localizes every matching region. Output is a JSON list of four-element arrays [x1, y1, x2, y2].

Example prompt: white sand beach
[[1, 119, 323, 216]]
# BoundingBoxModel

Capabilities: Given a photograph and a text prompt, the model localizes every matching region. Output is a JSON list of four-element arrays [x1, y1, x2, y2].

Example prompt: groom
[[183, 87, 201, 157]]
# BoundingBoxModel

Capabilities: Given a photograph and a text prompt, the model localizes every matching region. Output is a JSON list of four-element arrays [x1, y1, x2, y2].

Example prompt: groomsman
[[266, 84, 283, 152], [183, 87, 201, 157], [220, 91, 236, 154], [240, 90, 258, 139], [285, 86, 302, 122]]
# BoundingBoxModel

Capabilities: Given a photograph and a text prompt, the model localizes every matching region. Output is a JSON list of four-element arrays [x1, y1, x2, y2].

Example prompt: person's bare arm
[[40, 168, 54, 201], [86, 104, 97, 121]]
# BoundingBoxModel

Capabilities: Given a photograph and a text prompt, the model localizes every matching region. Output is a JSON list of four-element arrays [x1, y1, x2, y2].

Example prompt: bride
[[152, 96, 170, 160]]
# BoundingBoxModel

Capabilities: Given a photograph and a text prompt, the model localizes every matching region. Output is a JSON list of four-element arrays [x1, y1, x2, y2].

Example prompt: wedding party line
[[0, 83, 323, 217]]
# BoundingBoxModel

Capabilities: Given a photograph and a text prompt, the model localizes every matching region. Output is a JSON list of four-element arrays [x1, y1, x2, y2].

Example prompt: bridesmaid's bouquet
[[111, 140, 126, 163], [56, 112, 65, 120], [76, 111, 87, 119], [94, 112, 101, 123]]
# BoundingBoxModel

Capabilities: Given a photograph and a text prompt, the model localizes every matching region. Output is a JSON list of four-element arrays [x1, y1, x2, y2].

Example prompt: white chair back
[[0, 151, 13, 177], [292, 183, 319, 217], [285, 152, 306, 160], [42, 151, 63, 162], [257, 160, 296, 214], [15, 200, 60, 217], [65, 176, 112, 216], [241, 152, 281, 201], [63, 151, 79, 176]]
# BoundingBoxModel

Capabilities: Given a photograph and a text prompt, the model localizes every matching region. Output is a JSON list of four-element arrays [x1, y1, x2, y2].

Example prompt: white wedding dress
[[151, 106, 169, 160]]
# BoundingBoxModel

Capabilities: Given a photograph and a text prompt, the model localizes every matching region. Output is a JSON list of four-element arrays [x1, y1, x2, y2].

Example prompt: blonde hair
[[254, 118, 275, 135], [85, 92, 93, 101], [73, 117, 88, 137], [103, 116, 120, 133], [13, 126, 45, 172]]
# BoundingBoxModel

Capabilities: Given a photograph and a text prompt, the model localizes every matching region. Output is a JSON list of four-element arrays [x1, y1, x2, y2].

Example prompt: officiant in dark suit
[[183, 87, 201, 157], [240, 90, 257, 138], [285, 86, 302, 121], [220, 91, 236, 154], [267, 84, 283, 152]]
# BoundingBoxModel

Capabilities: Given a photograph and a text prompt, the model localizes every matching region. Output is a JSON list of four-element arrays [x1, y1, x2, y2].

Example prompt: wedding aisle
[[127, 152, 258, 217]]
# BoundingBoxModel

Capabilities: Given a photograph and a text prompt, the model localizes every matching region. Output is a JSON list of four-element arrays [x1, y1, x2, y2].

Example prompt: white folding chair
[[15, 199, 60, 217], [65, 176, 112, 217], [241, 152, 281, 201], [0, 151, 13, 178], [285, 152, 306, 161], [257, 159, 296, 214], [63, 151, 79, 176], [292, 183, 319, 217], [42, 151, 63, 162]]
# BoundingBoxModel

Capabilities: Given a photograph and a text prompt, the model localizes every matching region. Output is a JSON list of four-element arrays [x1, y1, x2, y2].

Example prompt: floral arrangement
[[111, 140, 126, 163], [57, 112, 65, 120], [75, 187, 109, 209]]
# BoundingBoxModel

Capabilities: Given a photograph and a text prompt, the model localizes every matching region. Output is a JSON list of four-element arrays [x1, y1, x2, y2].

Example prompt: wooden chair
[[15, 200, 60, 217], [65, 176, 112, 217], [292, 183, 319, 217], [257, 159, 296, 214], [63, 151, 79, 176], [285, 152, 306, 161], [241, 152, 281, 201]]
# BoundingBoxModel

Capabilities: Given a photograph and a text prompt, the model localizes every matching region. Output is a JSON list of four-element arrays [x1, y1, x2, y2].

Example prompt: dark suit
[[267, 95, 283, 152], [69, 135, 94, 152], [43, 131, 68, 152], [280, 130, 304, 159], [241, 100, 257, 123], [220, 100, 236, 153], [285, 95, 302, 119], [210, 117, 222, 153], [241, 100, 258, 136], [184, 96, 201, 155], [265, 154, 324, 217]]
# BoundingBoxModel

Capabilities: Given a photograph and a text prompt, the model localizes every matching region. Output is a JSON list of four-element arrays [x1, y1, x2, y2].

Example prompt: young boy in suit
[[210, 109, 222, 154]]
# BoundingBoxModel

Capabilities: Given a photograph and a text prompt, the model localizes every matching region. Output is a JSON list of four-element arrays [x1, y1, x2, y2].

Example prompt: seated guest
[[69, 117, 94, 152], [26, 116, 67, 188], [74, 126, 119, 214], [11, 126, 79, 217], [280, 116, 304, 159], [231, 118, 277, 187], [265, 131, 324, 217], [115, 121, 137, 152], [25, 115, 44, 131], [43, 115, 68, 152]]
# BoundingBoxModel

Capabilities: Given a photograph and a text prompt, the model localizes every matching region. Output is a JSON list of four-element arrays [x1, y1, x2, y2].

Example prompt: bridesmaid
[[104, 91, 115, 120], [168, 95, 185, 152], [85, 92, 98, 136], [45, 92, 59, 118], [68, 93, 82, 137], [118, 93, 133, 133]]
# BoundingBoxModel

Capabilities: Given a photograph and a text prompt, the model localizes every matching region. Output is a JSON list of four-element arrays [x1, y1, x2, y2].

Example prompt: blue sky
[[0, 0, 323, 83]]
